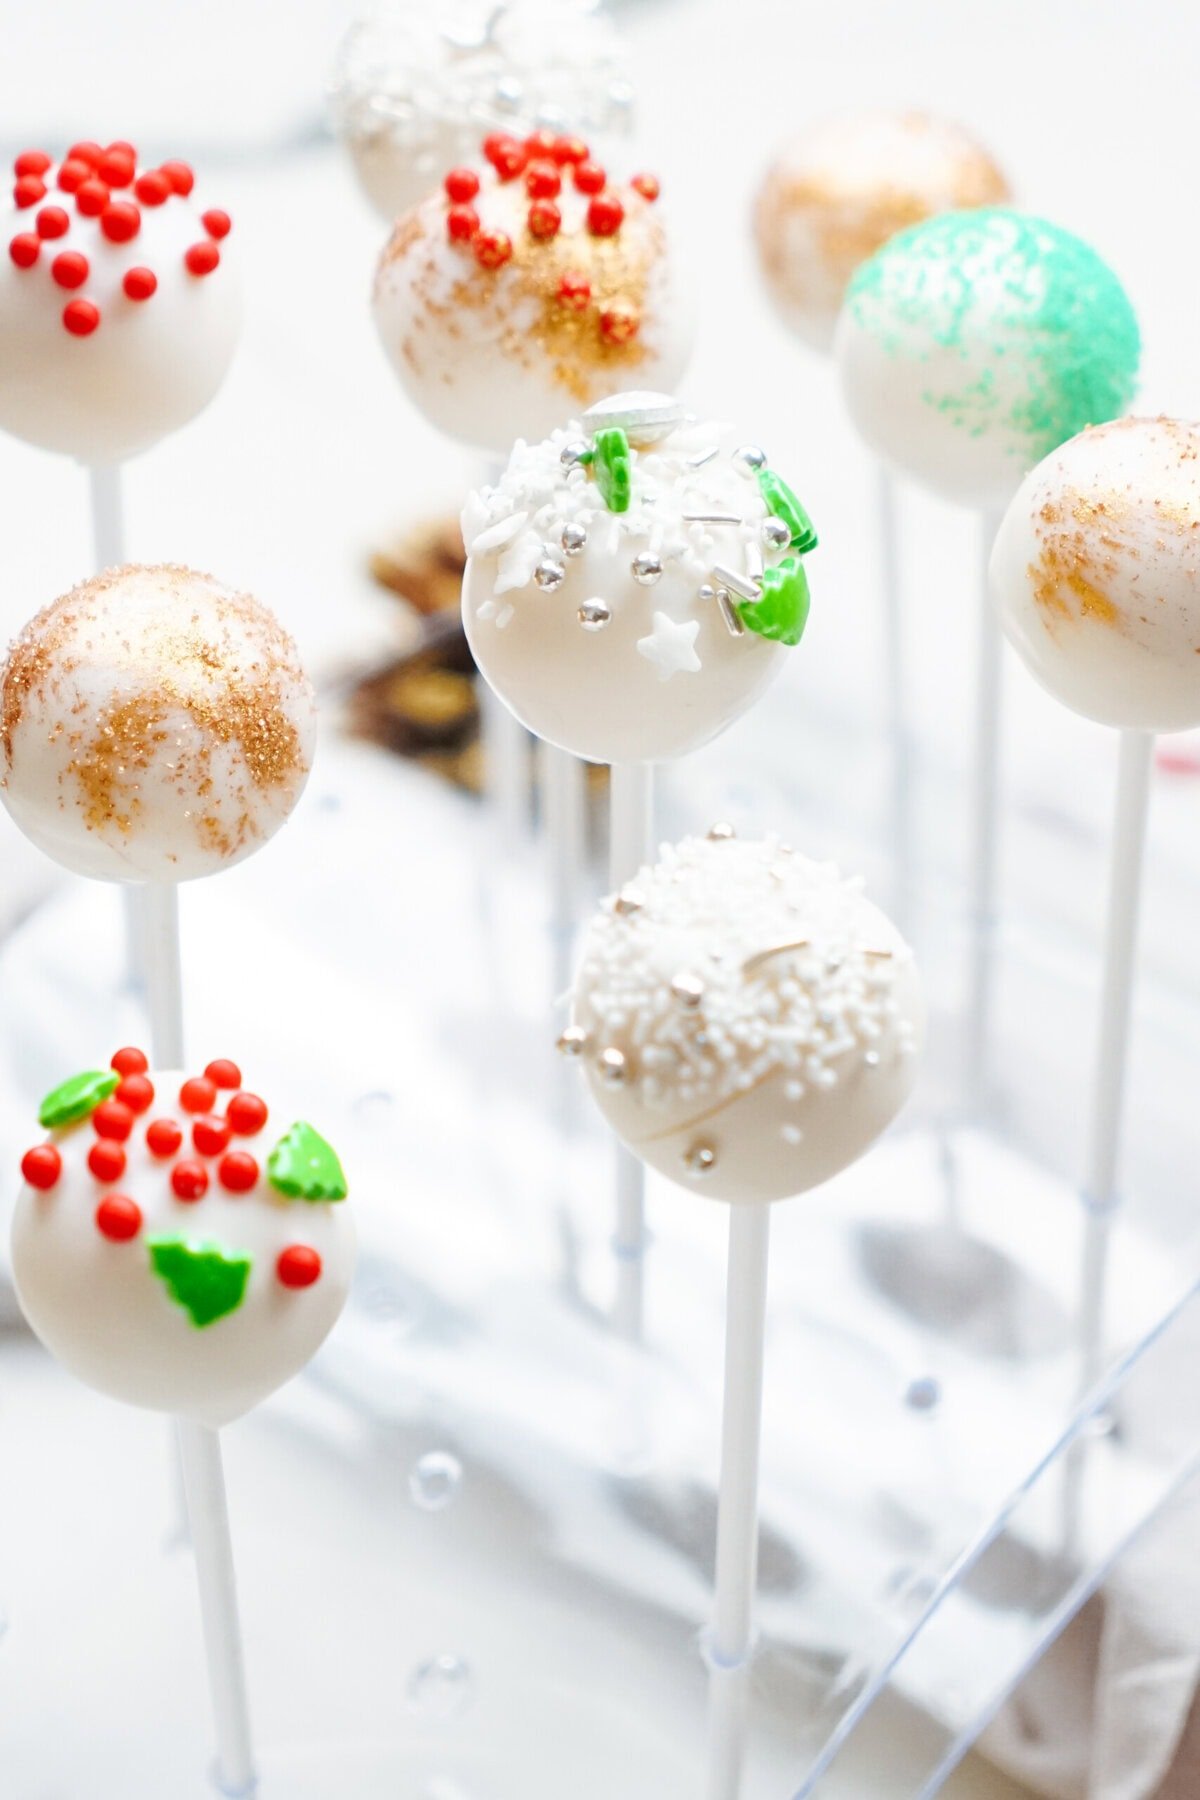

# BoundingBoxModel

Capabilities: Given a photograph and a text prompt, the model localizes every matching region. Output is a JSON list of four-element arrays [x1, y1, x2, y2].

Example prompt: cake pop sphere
[[12, 1051, 355, 1427], [331, 0, 633, 222], [461, 398, 819, 763], [373, 134, 691, 453], [566, 833, 923, 1204], [0, 141, 239, 463], [991, 417, 1200, 731], [755, 111, 1009, 354], [834, 209, 1140, 508], [0, 564, 316, 883]]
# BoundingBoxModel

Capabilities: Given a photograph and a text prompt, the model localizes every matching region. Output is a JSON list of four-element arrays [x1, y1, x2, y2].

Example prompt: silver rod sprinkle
[[717, 590, 746, 637], [744, 542, 764, 581], [684, 512, 742, 525], [712, 562, 762, 602], [687, 447, 719, 468]]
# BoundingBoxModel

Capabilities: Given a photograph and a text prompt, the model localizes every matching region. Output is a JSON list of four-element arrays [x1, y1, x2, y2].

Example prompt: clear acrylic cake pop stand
[[0, 704, 1197, 1800]]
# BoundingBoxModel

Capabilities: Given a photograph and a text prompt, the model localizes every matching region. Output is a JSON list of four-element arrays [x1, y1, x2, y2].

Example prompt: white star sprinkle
[[636, 611, 702, 681]]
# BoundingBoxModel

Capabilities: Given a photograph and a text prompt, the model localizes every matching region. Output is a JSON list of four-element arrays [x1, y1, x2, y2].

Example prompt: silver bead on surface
[[733, 445, 768, 476], [535, 559, 565, 591], [684, 1142, 716, 1176], [561, 438, 591, 467], [557, 1025, 588, 1058], [632, 551, 663, 585], [578, 598, 611, 631], [761, 516, 791, 551], [494, 76, 522, 110], [614, 886, 644, 914], [561, 521, 588, 556], [598, 1047, 628, 1085], [707, 822, 736, 841], [696, 582, 717, 604], [670, 971, 705, 1008]]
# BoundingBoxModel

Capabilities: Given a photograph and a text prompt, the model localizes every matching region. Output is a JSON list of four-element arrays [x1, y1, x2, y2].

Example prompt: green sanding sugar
[[844, 208, 1140, 461]]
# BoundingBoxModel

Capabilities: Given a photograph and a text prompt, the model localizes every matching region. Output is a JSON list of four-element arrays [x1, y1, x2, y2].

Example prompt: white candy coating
[[991, 417, 1200, 731], [0, 564, 316, 883], [462, 404, 816, 762], [0, 152, 239, 463], [331, 0, 633, 221], [373, 154, 690, 453], [12, 1067, 355, 1427], [755, 110, 1009, 353], [569, 835, 923, 1204]]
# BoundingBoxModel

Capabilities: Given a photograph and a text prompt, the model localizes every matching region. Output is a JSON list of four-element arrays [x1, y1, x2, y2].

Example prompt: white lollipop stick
[[142, 879, 258, 1798], [964, 509, 1005, 1109], [1078, 729, 1154, 1394], [705, 1201, 771, 1800], [542, 742, 586, 1003], [480, 681, 529, 842], [609, 761, 654, 1341], [876, 464, 912, 933]]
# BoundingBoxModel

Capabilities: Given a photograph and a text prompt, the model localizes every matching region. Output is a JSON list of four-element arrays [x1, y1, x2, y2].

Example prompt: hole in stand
[[410, 1451, 464, 1512], [406, 1653, 476, 1723], [903, 1375, 942, 1413]]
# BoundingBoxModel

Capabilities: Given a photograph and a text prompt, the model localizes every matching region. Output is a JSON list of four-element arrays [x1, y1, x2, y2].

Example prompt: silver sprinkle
[[732, 445, 768, 476], [712, 562, 761, 603], [557, 1026, 588, 1058], [614, 886, 644, 914], [578, 598, 610, 631], [598, 1047, 628, 1085], [684, 1142, 716, 1175], [632, 552, 663, 585], [744, 542, 764, 582], [716, 589, 746, 637], [761, 516, 791, 551], [561, 522, 588, 556], [684, 512, 741, 525], [707, 822, 736, 841], [494, 75, 522, 109], [670, 971, 705, 1008], [535, 558, 565, 591], [560, 438, 591, 467], [696, 582, 718, 604], [687, 446, 719, 468]]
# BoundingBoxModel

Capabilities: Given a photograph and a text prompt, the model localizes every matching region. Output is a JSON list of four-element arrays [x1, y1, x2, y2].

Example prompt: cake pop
[[373, 134, 690, 453], [565, 831, 923, 1202], [331, 0, 633, 222], [461, 396, 819, 762], [834, 209, 1140, 507], [755, 110, 1009, 353], [13, 1048, 354, 1431], [990, 416, 1200, 731], [0, 563, 316, 883], [0, 140, 239, 463]]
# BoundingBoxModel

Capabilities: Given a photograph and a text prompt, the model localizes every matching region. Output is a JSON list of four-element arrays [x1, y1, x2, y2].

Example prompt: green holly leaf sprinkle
[[757, 469, 818, 554], [148, 1239, 252, 1329], [591, 427, 631, 513], [38, 1068, 120, 1130], [738, 555, 811, 647], [267, 1121, 348, 1202]]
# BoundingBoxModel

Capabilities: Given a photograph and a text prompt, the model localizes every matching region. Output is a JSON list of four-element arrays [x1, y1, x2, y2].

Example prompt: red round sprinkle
[[68, 142, 103, 168], [88, 1139, 127, 1183], [482, 131, 518, 164], [558, 270, 591, 309], [146, 1118, 183, 1158], [22, 1145, 62, 1191], [443, 168, 479, 203], [180, 1077, 217, 1113], [201, 208, 231, 240], [552, 136, 589, 166], [63, 299, 100, 336], [446, 203, 479, 243], [52, 250, 89, 289], [524, 130, 558, 161], [600, 298, 640, 344], [100, 202, 140, 243], [631, 172, 661, 202], [171, 1160, 209, 1202], [106, 140, 137, 159], [185, 241, 219, 276], [75, 179, 111, 218], [483, 135, 526, 182], [524, 160, 561, 200], [98, 149, 135, 188], [161, 160, 194, 196], [227, 1092, 268, 1136], [277, 1245, 322, 1289], [193, 1115, 232, 1157], [96, 1195, 142, 1241], [9, 234, 39, 269], [115, 1073, 154, 1114], [14, 151, 51, 178], [14, 175, 46, 209], [573, 160, 606, 195], [93, 1099, 134, 1142], [112, 1047, 149, 1076], [56, 159, 90, 194], [204, 1059, 242, 1091], [36, 206, 69, 239], [134, 170, 170, 206], [527, 199, 561, 240], [123, 266, 157, 301], [475, 230, 512, 270], [218, 1151, 259, 1193], [587, 193, 624, 237]]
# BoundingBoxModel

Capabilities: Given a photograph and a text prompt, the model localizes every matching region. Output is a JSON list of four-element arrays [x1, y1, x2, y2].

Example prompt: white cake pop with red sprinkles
[[373, 130, 690, 452], [564, 831, 923, 1203], [0, 563, 316, 883], [0, 139, 239, 462], [13, 1049, 356, 1428]]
